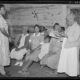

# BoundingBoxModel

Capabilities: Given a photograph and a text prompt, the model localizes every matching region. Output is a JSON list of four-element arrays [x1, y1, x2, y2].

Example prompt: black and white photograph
[[0, 2, 80, 78]]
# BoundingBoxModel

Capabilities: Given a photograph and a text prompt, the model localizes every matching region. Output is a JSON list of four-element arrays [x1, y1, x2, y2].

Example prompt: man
[[57, 12, 80, 77], [0, 4, 11, 76]]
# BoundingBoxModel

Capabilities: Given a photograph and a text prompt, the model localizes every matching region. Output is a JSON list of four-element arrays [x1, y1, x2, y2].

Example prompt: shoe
[[19, 62, 23, 67], [0, 69, 6, 76], [14, 62, 20, 66]]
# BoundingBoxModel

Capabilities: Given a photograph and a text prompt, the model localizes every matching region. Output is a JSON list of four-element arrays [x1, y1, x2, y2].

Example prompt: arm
[[15, 35, 31, 51], [67, 26, 80, 42], [0, 28, 10, 38], [58, 31, 68, 38], [31, 44, 41, 53], [64, 26, 80, 48]]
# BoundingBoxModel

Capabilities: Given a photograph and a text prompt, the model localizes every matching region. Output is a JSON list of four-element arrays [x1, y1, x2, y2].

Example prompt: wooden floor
[[0, 60, 71, 78], [5, 43, 80, 78]]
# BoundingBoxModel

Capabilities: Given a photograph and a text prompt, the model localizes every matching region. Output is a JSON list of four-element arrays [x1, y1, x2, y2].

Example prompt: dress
[[38, 42, 50, 60], [57, 22, 80, 76], [29, 33, 44, 50], [26, 33, 44, 62], [0, 15, 10, 66], [10, 34, 29, 60], [40, 37, 62, 69]]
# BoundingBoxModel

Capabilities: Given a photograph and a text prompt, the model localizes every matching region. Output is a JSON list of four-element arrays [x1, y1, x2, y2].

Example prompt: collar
[[22, 33, 29, 36], [33, 33, 40, 36]]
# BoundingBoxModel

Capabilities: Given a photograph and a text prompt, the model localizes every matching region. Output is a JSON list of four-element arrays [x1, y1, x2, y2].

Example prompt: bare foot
[[0, 69, 6, 76], [18, 68, 28, 74], [18, 70, 30, 75]]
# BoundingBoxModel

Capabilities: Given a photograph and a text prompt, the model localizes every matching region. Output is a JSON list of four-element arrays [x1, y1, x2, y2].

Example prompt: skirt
[[10, 48, 28, 60], [57, 38, 79, 76]]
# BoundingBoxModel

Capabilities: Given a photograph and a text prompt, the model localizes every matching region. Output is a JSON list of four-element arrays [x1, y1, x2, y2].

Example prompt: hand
[[9, 37, 12, 42], [27, 50, 30, 54]]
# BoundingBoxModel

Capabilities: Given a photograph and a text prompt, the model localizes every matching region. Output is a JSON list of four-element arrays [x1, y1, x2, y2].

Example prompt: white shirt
[[38, 42, 50, 59], [18, 34, 29, 48]]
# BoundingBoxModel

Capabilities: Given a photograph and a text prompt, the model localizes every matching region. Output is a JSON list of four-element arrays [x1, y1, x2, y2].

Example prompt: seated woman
[[40, 23, 64, 71], [18, 24, 44, 74], [10, 29, 31, 66], [38, 35, 51, 61]]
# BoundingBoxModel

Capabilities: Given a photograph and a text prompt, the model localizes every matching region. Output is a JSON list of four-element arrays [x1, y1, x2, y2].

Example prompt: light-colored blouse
[[29, 33, 44, 50], [64, 22, 80, 48]]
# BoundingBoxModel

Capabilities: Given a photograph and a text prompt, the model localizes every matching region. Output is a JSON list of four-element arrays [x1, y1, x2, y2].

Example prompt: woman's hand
[[60, 33, 68, 38], [9, 36, 15, 42], [9, 37, 12, 42]]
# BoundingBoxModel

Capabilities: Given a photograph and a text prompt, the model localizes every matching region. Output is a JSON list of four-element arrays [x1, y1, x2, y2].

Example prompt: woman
[[18, 24, 44, 74], [10, 29, 31, 67], [40, 23, 63, 70], [0, 5, 11, 76], [57, 13, 80, 77]]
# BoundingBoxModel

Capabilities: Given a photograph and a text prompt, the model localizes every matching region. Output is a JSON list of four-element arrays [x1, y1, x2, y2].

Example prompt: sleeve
[[40, 41, 44, 45], [0, 18, 8, 33], [67, 26, 80, 42], [49, 31, 55, 37]]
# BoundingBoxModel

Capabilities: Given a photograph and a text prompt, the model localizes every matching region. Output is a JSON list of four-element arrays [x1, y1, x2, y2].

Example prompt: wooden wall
[[5, 4, 67, 37]]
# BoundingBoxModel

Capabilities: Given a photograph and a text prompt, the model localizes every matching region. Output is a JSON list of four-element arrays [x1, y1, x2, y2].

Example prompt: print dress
[[0, 15, 10, 66]]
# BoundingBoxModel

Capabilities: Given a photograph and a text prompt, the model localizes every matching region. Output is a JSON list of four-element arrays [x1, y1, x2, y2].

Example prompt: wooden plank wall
[[5, 4, 67, 37]]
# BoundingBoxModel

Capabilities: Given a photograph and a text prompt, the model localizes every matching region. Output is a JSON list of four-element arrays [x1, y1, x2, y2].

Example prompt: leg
[[22, 60, 33, 72], [0, 65, 6, 75], [18, 60, 33, 74]]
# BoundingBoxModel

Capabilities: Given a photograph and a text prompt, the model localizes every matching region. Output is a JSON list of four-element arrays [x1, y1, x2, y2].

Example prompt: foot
[[19, 62, 23, 67], [18, 69, 29, 75], [18, 68, 28, 73], [14, 62, 20, 66]]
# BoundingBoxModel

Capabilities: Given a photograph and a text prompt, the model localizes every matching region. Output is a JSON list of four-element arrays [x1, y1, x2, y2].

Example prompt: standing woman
[[0, 5, 11, 76], [57, 13, 80, 77], [40, 23, 63, 70]]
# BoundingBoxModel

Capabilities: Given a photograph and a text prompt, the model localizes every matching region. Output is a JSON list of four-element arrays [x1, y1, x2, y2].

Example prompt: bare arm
[[0, 28, 10, 38]]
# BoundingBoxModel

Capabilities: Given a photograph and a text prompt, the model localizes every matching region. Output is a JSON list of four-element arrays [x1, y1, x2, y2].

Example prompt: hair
[[34, 24, 40, 32], [44, 35, 51, 42], [0, 4, 4, 10], [61, 27, 65, 31], [27, 29, 30, 33], [67, 12, 76, 21], [53, 23, 60, 29]]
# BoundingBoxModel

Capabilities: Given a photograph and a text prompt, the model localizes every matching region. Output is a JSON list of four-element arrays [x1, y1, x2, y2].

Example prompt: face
[[55, 25, 60, 31], [35, 26, 39, 33], [66, 13, 75, 26], [0, 7, 6, 15]]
